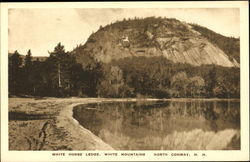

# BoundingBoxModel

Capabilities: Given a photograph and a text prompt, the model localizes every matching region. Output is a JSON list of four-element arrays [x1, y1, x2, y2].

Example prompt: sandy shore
[[9, 97, 158, 150], [9, 97, 113, 150]]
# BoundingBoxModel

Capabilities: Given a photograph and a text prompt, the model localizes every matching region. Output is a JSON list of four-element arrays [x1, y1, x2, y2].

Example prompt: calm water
[[73, 100, 240, 150]]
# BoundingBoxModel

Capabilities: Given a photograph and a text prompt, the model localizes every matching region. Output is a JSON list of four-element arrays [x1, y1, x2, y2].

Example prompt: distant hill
[[72, 17, 239, 68]]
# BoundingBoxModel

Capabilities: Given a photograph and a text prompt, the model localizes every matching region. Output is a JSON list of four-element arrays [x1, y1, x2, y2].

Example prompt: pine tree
[[9, 51, 23, 95], [24, 49, 32, 68], [23, 49, 33, 94], [48, 43, 66, 91], [47, 42, 83, 97]]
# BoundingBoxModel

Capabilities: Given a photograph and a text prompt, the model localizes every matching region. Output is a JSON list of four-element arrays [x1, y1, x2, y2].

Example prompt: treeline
[[110, 56, 240, 98], [9, 43, 103, 97], [9, 43, 240, 98]]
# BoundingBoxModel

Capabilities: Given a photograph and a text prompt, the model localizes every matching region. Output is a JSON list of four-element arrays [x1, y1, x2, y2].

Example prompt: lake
[[73, 99, 240, 150]]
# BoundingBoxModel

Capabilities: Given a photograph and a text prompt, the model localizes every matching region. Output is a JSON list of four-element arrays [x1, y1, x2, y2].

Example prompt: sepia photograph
[[1, 1, 249, 161]]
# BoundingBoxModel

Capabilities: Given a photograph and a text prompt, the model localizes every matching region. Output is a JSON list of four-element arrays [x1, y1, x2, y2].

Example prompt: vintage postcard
[[1, 1, 249, 161]]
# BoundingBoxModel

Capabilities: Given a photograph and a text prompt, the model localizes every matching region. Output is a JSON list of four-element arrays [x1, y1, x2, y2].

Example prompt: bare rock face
[[75, 17, 239, 67], [161, 37, 239, 67]]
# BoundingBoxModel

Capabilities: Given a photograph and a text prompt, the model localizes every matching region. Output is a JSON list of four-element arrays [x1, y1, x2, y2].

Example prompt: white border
[[1, 2, 249, 161]]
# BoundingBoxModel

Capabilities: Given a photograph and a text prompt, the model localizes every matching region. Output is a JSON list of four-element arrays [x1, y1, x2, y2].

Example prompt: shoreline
[[8, 97, 240, 150], [9, 97, 115, 150], [57, 101, 114, 150]]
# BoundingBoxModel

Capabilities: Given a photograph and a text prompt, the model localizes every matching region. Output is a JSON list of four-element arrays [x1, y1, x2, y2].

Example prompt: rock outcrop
[[73, 17, 239, 68]]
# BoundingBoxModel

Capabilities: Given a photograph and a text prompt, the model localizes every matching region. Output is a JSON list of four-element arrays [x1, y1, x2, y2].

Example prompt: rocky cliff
[[73, 17, 239, 68]]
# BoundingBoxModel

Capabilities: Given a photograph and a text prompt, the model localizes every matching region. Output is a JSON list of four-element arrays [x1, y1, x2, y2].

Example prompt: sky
[[8, 8, 240, 56]]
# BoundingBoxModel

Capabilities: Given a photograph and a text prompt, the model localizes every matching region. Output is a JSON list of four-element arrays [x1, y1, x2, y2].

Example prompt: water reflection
[[73, 100, 240, 150]]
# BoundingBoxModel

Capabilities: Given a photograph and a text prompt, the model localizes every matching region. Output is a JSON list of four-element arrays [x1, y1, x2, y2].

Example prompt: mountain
[[8, 17, 240, 98], [72, 17, 240, 68]]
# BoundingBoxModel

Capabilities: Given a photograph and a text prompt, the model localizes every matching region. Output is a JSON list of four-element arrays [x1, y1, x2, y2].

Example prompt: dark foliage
[[8, 43, 103, 97], [111, 56, 240, 98]]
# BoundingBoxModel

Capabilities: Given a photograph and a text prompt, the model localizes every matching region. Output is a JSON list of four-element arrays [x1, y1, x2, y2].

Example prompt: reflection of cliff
[[99, 128, 240, 150], [73, 100, 240, 150]]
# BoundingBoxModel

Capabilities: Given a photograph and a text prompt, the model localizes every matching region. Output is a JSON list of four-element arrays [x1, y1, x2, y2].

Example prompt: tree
[[24, 49, 32, 68], [213, 70, 239, 98], [8, 51, 23, 95], [69, 63, 87, 96], [31, 60, 47, 96], [205, 66, 216, 97], [47, 43, 79, 97], [84, 61, 105, 97], [23, 49, 33, 94], [187, 76, 205, 97], [170, 71, 189, 97], [97, 65, 130, 97]]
